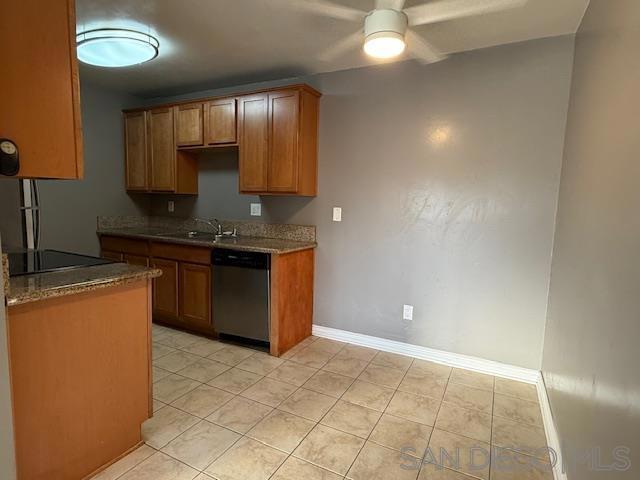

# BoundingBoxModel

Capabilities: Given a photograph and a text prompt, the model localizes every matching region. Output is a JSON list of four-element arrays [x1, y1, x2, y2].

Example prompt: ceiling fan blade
[[275, 0, 366, 22], [405, 30, 447, 64], [404, 0, 527, 26], [375, 0, 406, 10], [319, 29, 363, 62]]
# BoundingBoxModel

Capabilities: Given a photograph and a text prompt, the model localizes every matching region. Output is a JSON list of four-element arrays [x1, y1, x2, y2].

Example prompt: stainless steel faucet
[[194, 217, 222, 235]]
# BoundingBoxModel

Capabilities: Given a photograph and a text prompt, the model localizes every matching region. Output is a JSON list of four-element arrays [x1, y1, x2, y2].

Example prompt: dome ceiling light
[[76, 28, 160, 68]]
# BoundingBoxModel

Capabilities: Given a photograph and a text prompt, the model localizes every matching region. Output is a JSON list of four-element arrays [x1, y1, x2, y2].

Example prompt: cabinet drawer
[[100, 236, 149, 256], [150, 241, 211, 265]]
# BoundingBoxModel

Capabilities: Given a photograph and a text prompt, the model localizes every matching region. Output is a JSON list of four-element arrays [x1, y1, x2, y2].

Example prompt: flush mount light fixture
[[76, 28, 159, 67], [363, 9, 407, 59]]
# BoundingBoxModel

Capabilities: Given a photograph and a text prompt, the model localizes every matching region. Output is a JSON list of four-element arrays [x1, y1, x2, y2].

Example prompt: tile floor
[[92, 325, 554, 480]]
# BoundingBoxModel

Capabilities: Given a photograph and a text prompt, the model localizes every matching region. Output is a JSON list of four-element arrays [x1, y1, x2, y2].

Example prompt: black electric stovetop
[[8, 249, 114, 277]]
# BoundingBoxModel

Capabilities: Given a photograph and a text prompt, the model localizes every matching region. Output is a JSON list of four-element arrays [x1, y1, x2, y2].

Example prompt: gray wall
[[542, 1, 640, 477], [0, 83, 148, 255], [150, 36, 575, 369]]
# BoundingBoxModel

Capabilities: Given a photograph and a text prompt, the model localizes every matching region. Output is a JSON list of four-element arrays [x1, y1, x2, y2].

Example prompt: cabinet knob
[[0, 138, 20, 176]]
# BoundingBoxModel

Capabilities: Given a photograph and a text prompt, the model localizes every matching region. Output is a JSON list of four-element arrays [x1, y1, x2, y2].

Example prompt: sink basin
[[156, 231, 217, 240]]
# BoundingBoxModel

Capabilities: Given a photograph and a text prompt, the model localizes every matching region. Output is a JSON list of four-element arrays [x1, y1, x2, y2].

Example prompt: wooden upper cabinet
[[124, 111, 148, 190], [148, 107, 176, 191], [205, 98, 237, 145], [1, 0, 83, 179], [268, 91, 300, 193], [175, 103, 204, 147], [238, 94, 269, 192]]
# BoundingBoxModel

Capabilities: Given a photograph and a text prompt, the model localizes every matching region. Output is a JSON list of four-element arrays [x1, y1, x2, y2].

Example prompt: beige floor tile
[[386, 391, 440, 426], [161, 420, 240, 470], [170, 384, 234, 418], [155, 332, 203, 349], [339, 344, 378, 362], [298, 335, 319, 347], [153, 351, 202, 373], [236, 352, 285, 375], [418, 463, 479, 479], [289, 347, 336, 369], [303, 370, 355, 397], [494, 378, 538, 403], [153, 399, 166, 413], [180, 339, 227, 357], [323, 354, 369, 378], [91, 445, 155, 480], [205, 436, 287, 480], [342, 380, 395, 411], [176, 358, 230, 383], [278, 388, 337, 421], [435, 403, 491, 443], [358, 363, 405, 389], [443, 383, 493, 414], [267, 361, 318, 386], [279, 343, 306, 360], [321, 400, 382, 438], [142, 406, 200, 449], [449, 369, 494, 392], [410, 360, 452, 380], [207, 367, 262, 394], [293, 424, 365, 476], [247, 409, 316, 453], [240, 377, 298, 407], [152, 343, 178, 361], [398, 370, 448, 399], [206, 396, 273, 434], [153, 366, 172, 383], [208, 345, 257, 366], [194, 475, 215, 480], [491, 417, 549, 461], [271, 456, 344, 480], [371, 351, 413, 371], [369, 413, 432, 459], [427, 429, 491, 480], [494, 394, 543, 427], [118, 452, 198, 480], [307, 338, 345, 355], [346, 441, 420, 480], [153, 374, 201, 403], [490, 448, 553, 480]]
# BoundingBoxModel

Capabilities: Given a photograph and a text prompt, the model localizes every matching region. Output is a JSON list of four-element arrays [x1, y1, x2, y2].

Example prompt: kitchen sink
[[155, 231, 218, 240]]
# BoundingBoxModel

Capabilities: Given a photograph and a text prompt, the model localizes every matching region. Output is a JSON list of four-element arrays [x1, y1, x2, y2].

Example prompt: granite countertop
[[6, 263, 161, 307], [98, 227, 317, 254]]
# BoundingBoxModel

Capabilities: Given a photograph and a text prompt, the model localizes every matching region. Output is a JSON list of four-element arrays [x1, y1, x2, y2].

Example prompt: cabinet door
[[0, 0, 82, 179], [179, 263, 212, 328], [152, 259, 179, 321], [101, 250, 123, 262], [238, 94, 268, 192], [205, 98, 237, 145], [148, 108, 176, 191], [268, 90, 300, 193], [124, 254, 149, 267], [175, 103, 204, 147], [124, 111, 148, 190]]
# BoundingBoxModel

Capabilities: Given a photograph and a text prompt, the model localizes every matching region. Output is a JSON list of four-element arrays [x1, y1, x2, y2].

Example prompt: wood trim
[[67, 0, 83, 179], [123, 84, 321, 114], [82, 441, 144, 480], [100, 236, 149, 256], [150, 241, 211, 265], [269, 249, 314, 356]]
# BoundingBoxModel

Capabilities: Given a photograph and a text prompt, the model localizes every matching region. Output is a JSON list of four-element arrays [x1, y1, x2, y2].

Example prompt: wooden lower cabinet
[[151, 258, 179, 322], [101, 250, 123, 262], [124, 253, 150, 267], [179, 262, 212, 329]]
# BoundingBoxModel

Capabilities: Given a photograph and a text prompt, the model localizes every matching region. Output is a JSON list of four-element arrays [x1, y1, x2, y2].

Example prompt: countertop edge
[[97, 230, 318, 254], [6, 267, 162, 307]]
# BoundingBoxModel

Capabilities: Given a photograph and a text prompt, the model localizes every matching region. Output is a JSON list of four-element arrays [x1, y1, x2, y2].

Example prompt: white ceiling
[[76, 0, 589, 97]]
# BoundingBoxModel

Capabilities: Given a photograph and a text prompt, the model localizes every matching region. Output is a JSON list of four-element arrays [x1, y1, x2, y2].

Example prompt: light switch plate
[[332, 207, 342, 222], [167, 200, 175, 213], [403, 304, 414, 321], [250, 203, 262, 216]]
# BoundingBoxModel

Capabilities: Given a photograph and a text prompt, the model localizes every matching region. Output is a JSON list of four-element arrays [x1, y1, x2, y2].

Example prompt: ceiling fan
[[279, 0, 528, 63]]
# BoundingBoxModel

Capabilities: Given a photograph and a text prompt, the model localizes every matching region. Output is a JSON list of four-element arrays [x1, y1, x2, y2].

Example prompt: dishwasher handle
[[212, 249, 270, 269]]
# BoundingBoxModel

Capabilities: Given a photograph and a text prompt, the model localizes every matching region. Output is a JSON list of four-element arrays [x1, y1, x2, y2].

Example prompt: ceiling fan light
[[76, 28, 159, 68], [364, 31, 406, 58]]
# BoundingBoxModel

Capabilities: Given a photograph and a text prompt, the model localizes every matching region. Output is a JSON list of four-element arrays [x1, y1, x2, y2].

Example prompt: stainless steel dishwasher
[[212, 249, 270, 343]]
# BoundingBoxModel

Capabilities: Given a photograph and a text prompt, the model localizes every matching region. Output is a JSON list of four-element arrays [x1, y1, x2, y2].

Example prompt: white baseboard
[[312, 325, 540, 383], [311, 324, 565, 480]]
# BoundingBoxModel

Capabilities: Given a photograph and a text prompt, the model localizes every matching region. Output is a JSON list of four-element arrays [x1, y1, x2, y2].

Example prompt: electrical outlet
[[250, 203, 262, 216], [332, 207, 342, 222], [403, 304, 414, 321], [167, 200, 175, 213]]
